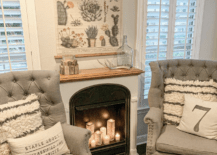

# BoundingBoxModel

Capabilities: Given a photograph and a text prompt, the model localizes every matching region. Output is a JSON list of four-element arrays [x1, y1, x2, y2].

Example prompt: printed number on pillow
[[177, 95, 217, 140], [192, 105, 211, 132]]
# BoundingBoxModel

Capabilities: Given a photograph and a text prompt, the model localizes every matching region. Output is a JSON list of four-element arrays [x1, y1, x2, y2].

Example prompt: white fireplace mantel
[[59, 68, 143, 155]]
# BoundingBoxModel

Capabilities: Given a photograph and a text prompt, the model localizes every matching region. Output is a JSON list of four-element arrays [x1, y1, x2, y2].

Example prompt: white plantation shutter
[[143, 0, 170, 99], [0, 0, 27, 73], [173, 0, 197, 59], [136, 0, 204, 106]]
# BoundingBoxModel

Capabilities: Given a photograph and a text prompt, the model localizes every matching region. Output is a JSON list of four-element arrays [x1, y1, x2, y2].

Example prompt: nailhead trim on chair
[[146, 120, 154, 155], [84, 132, 91, 154]]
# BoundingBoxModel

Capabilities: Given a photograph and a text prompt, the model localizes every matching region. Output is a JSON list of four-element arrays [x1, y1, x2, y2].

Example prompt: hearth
[[70, 84, 131, 155]]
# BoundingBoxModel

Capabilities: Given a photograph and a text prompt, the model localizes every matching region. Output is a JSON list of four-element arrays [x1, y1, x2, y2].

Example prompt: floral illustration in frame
[[54, 0, 123, 56]]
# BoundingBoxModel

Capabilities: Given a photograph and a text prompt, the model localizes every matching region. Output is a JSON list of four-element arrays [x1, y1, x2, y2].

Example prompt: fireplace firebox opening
[[70, 84, 131, 155]]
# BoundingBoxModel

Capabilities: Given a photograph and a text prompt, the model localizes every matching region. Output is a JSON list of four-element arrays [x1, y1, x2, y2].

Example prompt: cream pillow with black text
[[177, 95, 217, 139], [7, 122, 70, 155]]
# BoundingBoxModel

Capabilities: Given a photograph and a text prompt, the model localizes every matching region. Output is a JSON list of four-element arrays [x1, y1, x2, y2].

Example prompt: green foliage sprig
[[85, 26, 98, 39]]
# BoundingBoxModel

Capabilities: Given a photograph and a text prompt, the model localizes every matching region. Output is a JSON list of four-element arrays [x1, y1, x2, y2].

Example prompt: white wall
[[199, 0, 217, 60], [214, 28, 217, 60], [34, 0, 137, 71], [213, 5, 217, 61]]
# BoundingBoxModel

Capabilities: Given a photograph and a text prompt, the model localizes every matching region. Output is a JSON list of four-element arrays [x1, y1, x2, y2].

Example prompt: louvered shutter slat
[[173, 0, 197, 59], [144, 0, 170, 99], [0, 0, 27, 72]]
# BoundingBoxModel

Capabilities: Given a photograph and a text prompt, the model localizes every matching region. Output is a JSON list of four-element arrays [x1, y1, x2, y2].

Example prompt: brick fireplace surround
[[59, 67, 144, 155]]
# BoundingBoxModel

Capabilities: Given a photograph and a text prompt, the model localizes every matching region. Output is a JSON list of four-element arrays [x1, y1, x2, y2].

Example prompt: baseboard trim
[[137, 134, 147, 145], [137, 141, 147, 146], [130, 149, 139, 155], [138, 106, 150, 111]]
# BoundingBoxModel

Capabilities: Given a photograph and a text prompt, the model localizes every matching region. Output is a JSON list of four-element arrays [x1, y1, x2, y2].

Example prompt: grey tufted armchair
[[0, 70, 91, 155], [144, 59, 217, 155]]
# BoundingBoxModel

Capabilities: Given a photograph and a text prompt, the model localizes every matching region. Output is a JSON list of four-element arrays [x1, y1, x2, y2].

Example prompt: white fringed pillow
[[7, 122, 70, 155], [0, 94, 44, 155], [163, 78, 217, 126], [177, 95, 217, 139]]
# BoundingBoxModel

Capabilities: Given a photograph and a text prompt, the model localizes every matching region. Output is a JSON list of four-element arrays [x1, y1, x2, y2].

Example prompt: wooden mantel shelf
[[60, 67, 144, 83]]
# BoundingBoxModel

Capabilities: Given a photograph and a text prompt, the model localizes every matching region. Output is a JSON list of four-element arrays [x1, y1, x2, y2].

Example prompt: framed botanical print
[[54, 0, 123, 56]]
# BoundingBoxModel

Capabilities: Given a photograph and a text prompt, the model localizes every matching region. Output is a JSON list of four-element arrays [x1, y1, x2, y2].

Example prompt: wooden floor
[[137, 143, 146, 155]]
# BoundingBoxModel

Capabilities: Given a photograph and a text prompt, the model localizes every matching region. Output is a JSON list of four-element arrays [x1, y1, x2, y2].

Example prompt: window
[[173, 0, 197, 59], [0, 0, 41, 73], [136, 0, 204, 107]]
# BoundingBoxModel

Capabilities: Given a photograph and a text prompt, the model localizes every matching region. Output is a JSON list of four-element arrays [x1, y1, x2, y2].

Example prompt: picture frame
[[54, 0, 123, 57]]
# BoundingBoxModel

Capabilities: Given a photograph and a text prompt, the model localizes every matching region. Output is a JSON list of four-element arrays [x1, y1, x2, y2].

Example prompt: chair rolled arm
[[144, 107, 163, 155], [61, 123, 92, 155], [144, 107, 163, 124]]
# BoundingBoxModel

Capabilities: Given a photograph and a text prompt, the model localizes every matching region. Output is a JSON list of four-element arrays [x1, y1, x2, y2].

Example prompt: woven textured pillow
[[163, 78, 217, 126], [0, 94, 44, 155]]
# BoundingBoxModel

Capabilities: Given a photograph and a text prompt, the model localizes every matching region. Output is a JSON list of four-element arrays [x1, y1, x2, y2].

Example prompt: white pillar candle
[[103, 135, 110, 145], [115, 133, 120, 142], [91, 140, 96, 148], [107, 119, 115, 141], [86, 122, 94, 134], [95, 130, 102, 145], [100, 127, 106, 140], [89, 134, 95, 145]]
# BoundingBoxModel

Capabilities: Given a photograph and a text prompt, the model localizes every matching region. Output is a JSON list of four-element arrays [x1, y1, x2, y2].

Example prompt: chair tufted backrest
[[148, 59, 217, 108], [0, 70, 66, 129]]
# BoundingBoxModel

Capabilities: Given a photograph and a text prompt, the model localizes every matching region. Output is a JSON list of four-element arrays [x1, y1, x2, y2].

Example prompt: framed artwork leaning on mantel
[[54, 0, 123, 57]]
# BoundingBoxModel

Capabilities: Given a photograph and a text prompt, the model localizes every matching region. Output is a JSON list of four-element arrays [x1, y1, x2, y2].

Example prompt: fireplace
[[69, 84, 131, 155]]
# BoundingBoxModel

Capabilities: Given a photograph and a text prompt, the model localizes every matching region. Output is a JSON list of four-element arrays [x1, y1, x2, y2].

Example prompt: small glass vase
[[116, 35, 134, 68]]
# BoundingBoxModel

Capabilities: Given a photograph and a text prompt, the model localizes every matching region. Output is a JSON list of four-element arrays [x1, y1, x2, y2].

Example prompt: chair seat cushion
[[156, 125, 217, 155]]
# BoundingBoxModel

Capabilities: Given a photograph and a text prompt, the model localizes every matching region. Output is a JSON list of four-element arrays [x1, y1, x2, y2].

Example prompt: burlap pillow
[[0, 94, 44, 155], [177, 95, 217, 139], [7, 122, 70, 155]]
